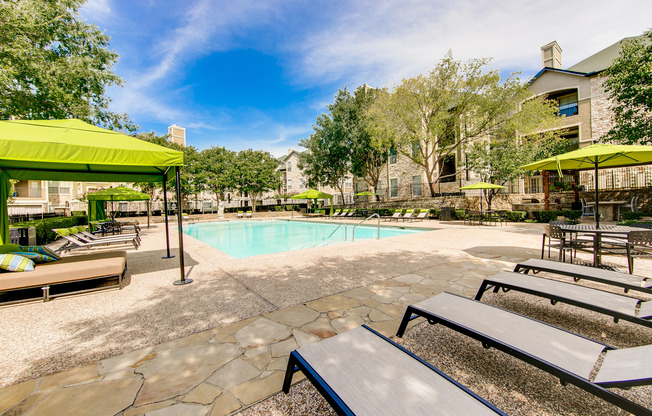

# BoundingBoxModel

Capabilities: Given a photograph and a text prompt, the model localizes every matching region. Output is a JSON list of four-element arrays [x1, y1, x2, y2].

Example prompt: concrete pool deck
[[1, 215, 650, 415]]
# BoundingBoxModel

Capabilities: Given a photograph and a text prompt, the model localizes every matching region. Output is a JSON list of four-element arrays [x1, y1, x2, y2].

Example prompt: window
[[412, 142, 420, 158], [59, 182, 71, 194], [287, 161, 292, 172], [344, 177, 353, 190], [558, 93, 578, 117], [389, 148, 397, 164], [48, 181, 59, 194], [299, 179, 305, 189], [440, 155, 456, 183], [29, 181, 41, 198], [390, 178, 398, 197], [412, 176, 422, 197], [287, 179, 292, 190]]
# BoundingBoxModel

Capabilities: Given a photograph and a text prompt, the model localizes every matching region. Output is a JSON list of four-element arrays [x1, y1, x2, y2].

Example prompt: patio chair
[[618, 196, 639, 220], [514, 258, 652, 295], [396, 292, 652, 416], [409, 209, 429, 222], [237, 211, 243, 218], [541, 225, 579, 262], [381, 210, 402, 221], [398, 209, 415, 221], [488, 210, 507, 226], [465, 210, 482, 226], [326, 209, 343, 219], [475, 271, 652, 329], [581, 198, 595, 219], [600, 230, 652, 274], [283, 325, 506, 416], [79, 230, 141, 246], [245, 210, 252, 218], [56, 233, 139, 253]]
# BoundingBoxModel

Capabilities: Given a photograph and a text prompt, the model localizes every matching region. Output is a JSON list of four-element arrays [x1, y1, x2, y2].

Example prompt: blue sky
[[80, 0, 652, 157]]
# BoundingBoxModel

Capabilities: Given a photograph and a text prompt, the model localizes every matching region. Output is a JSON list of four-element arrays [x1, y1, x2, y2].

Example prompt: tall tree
[[603, 31, 652, 144], [300, 88, 354, 203], [367, 52, 558, 197], [197, 146, 236, 206], [349, 85, 389, 201], [233, 149, 281, 212], [0, 0, 135, 131]]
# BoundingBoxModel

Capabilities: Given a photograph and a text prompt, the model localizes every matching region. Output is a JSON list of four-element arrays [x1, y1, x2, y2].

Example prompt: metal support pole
[[595, 160, 600, 228], [162, 173, 174, 259], [174, 166, 192, 285]]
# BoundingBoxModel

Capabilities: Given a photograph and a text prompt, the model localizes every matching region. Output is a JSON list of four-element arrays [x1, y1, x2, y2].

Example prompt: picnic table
[[559, 224, 638, 267]]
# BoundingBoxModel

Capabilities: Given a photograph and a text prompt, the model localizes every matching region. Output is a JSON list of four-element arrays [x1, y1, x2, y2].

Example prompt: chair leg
[[541, 234, 546, 259], [627, 245, 634, 274]]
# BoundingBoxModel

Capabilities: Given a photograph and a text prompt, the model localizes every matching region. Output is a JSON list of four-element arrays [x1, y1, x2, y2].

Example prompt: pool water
[[184, 220, 426, 258]]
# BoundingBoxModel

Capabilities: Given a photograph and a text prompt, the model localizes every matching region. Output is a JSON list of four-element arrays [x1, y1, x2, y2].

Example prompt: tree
[[603, 31, 652, 144], [367, 52, 559, 197], [0, 0, 135, 131], [197, 146, 236, 206], [300, 88, 354, 203], [233, 149, 281, 212], [349, 85, 390, 201]]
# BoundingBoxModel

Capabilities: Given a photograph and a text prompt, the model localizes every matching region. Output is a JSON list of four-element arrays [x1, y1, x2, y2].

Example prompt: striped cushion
[[54, 228, 71, 237], [11, 252, 56, 264], [0, 244, 21, 254], [0, 253, 35, 272], [20, 245, 61, 260]]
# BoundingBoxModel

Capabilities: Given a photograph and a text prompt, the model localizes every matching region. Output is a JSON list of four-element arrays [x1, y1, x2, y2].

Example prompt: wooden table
[[559, 224, 637, 267], [585, 201, 627, 221]]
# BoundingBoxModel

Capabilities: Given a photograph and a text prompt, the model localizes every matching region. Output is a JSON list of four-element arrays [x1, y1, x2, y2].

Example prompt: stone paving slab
[[0, 256, 495, 415]]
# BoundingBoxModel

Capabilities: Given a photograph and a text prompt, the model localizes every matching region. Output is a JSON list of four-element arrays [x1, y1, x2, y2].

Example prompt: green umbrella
[[460, 182, 505, 212], [354, 191, 377, 196], [87, 186, 152, 226], [291, 189, 334, 215], [521, 144, 652, 227]]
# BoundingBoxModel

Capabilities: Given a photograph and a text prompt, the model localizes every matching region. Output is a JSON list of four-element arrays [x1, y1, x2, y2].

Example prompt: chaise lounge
[[397, 292, 652, 416], [283, 325, 506, 416]]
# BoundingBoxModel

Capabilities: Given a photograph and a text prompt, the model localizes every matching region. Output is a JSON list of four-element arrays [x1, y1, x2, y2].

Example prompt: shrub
[[429, 208, 441, 219], [532, 211, 559, 223], [622, 211, 644, 221], [10, 216, 88, 245], [504, 211, 527, 222], [71, 210, 86, 216], [454, 209, 467, 220], [560, 210, 582, 222]]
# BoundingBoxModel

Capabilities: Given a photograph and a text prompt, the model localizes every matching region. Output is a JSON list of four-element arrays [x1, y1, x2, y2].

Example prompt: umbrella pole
[[162, 173, 174, 259], [595, 159, 600, 228], [174, 166, 191, 285]]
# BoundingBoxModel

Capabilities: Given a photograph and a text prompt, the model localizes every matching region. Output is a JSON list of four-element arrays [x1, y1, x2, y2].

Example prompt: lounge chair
[[78, 231, 141, 246], [246, 210, 252, 218], [398, 209, 415, 221], [397, 292, 652, 416], [237, 211, 243, 218], [409, 209, 428, 222], [283, 325, 506, 416], [327, 209, 343, 219], [514, 258, 652, 295], [334, 209, 351, 219], [381, 210, 401, 221], [475, 271, 652, 329], [56, 234, 139, 253]]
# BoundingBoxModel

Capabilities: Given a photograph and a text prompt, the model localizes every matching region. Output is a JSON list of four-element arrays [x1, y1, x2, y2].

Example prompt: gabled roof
[[567, 35, 645, 74]]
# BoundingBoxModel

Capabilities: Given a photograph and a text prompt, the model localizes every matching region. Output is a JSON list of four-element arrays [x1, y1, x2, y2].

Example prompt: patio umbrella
[[460, 182, 505, 212], [354, 191, 377, 196], [87, 186, 152, 228], [520, 144, 652, 228], [292, 189, 334, 215]]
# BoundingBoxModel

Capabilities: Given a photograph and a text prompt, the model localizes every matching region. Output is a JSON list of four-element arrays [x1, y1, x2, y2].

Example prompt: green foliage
[[233, 149, 281, 211], [622, 211, 644, 221], [367, 52, 561, 197], [504, 211, 527, 222], [454, 209, 467, 220], [429, 208, 441, 219], [300, 88, 355, 202], [197, 146, 236, 201], [11, 216, 87, 245], [559, 210, 582, 221], [0, 0, 135, 131], [71, 210, 86, 216], [532, 211, 559, 223], [603, 31, 652, 144]]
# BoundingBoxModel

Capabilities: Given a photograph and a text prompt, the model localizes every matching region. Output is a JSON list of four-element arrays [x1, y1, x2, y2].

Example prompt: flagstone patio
[[0, 216, 648, 415]]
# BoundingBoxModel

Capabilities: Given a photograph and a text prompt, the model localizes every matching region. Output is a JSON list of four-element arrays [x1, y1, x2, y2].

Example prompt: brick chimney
[[541, 41, 562, 69]]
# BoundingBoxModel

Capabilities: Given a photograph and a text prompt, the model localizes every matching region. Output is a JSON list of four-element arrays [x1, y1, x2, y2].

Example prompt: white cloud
[[296, 0, 652, 86], [79, 0, 112, 21]]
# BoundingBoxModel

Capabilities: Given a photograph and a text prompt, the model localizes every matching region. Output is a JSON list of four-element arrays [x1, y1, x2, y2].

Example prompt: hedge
[[10, 216, 88, 245], [531, 211, 559, 223], [622, 211, 644, 221], [504, 211, 527, 222]]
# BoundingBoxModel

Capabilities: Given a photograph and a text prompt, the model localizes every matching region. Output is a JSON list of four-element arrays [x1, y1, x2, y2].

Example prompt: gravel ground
[[239, 271, 652, 416]]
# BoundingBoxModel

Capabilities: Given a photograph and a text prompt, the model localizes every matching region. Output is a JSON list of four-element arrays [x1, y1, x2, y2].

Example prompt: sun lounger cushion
[[287, 325, 505, 415], [0, 253, 35, 272], [19, 245, 61, 260], [9, 252, 56, 264], [0, 251, 127, 292]]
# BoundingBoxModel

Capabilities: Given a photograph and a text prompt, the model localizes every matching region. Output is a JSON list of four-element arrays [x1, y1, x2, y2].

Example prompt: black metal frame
[[396, 293, 652, 416], [283, 324, 506, 416], [475, 274, 652, 328], [514, 259, 652, 295]]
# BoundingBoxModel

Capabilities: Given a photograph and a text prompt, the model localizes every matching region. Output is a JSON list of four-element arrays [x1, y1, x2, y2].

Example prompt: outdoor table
[[559, 224, 638, 267], [585, 201, 627, 221]]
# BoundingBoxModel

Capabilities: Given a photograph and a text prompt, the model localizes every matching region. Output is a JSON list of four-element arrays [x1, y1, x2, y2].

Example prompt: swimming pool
[[184, 220, 427, 258]]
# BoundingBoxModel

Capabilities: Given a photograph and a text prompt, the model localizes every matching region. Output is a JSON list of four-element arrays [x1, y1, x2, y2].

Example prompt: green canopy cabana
[[291, 189, 334, 215], [460, 182, 505, 212], [0, 119, 190, 285], [87, 186, 151, 228]]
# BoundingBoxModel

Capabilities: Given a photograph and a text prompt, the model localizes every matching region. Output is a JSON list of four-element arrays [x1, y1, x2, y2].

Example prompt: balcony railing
[[558, 102, 578, 117]]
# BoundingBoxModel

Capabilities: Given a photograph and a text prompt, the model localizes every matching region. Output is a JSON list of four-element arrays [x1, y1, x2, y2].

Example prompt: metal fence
[[524, 166, 652, 193]]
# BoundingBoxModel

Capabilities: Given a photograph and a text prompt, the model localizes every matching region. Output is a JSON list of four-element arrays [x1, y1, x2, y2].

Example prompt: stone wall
[[589, 74, 615, 141]]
